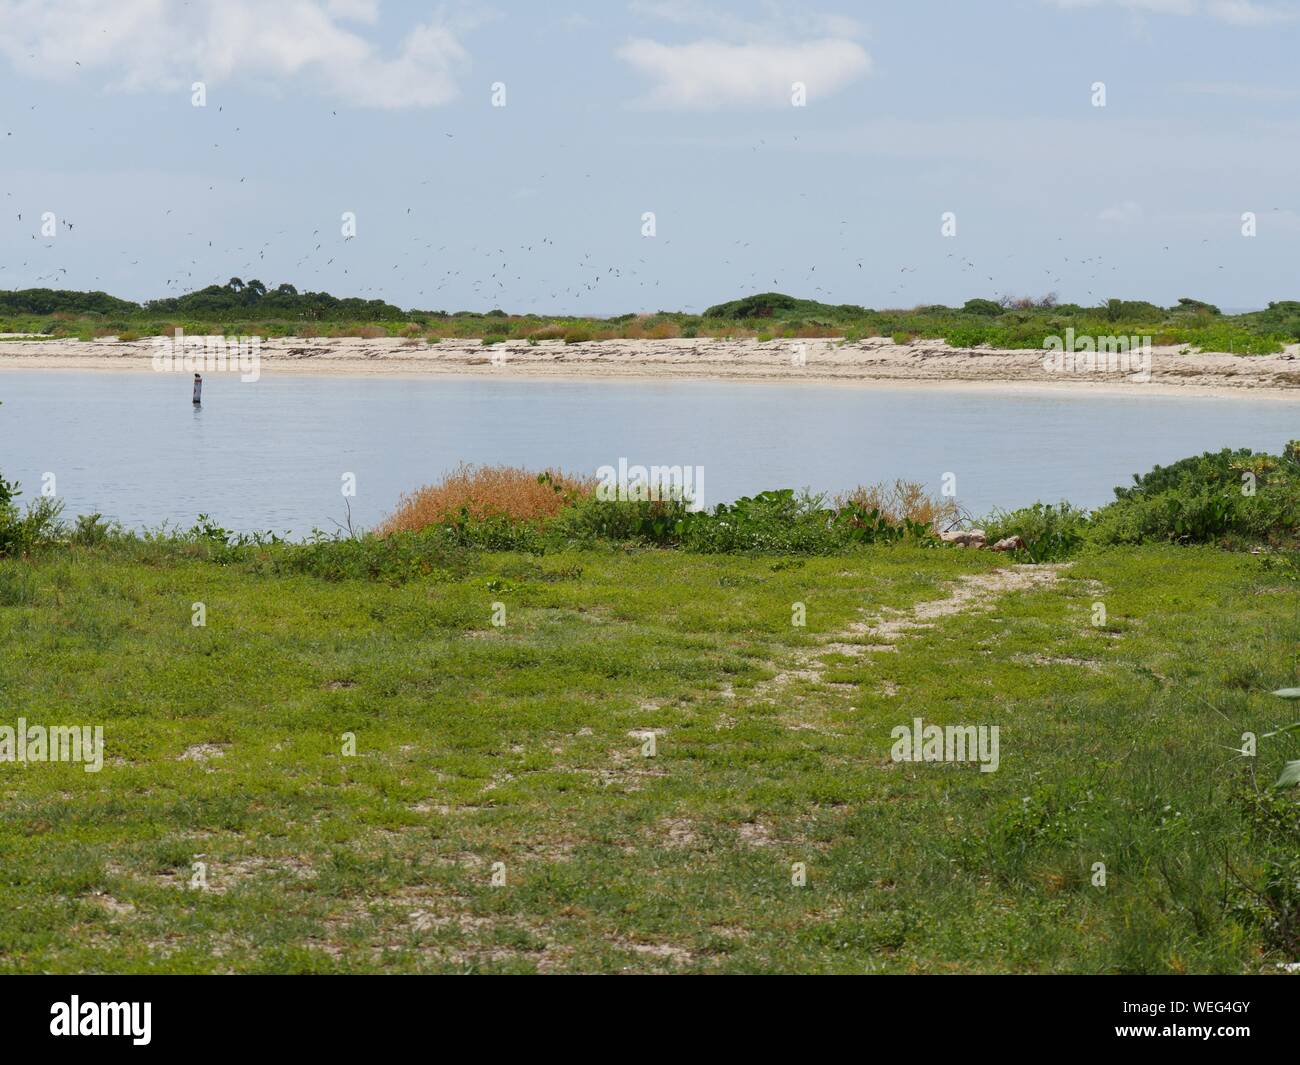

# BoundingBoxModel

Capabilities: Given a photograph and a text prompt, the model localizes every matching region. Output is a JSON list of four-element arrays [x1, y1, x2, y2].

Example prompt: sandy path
[[1, 336, 1298, 397], [759, 564, 1066, 699]]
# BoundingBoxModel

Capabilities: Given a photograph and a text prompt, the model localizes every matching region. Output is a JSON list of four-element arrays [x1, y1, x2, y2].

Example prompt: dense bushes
[[1090, 446, 1300, 548], [549, 489, 937, 554], [703, 292, 869, 320], [10, 286, 1299, 350], [980, 445, 1300, 560], [981, 503, 1091, 562], [376, 466, 953, 556], [0, 288, 138, 316], [0, 474, 64, 556], [0, 282, 405, 322], [0, 472, 18, 554], [3, 447, 1296, 572]]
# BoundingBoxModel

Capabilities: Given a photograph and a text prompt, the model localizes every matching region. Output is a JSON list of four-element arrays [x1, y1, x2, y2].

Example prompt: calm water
[[1, 370, 1296, 536]]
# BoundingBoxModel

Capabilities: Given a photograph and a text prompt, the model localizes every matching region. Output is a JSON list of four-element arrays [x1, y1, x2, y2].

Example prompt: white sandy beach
[[2, 335, 1299, 398]]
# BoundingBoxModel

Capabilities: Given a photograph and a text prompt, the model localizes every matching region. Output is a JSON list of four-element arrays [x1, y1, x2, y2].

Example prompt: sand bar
[[2, 336, 1299, 398]]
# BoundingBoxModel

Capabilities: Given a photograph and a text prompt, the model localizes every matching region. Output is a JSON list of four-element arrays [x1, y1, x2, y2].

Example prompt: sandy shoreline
[[2, 336, 1299, 398]]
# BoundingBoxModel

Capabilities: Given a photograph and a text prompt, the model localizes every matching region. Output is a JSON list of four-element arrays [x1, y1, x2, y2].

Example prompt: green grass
[[0, 542, 1296, 972]]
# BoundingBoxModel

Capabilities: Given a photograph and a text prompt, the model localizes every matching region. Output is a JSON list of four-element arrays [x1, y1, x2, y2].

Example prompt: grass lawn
[[0, 543, 1296, 973]]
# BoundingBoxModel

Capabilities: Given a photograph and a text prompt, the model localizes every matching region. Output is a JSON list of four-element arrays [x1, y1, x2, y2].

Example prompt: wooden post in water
[[192, 373, 202, 406]]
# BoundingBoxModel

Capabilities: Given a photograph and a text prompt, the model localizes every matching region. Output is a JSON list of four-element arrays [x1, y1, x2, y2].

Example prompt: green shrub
[[71, 513, 116, 546], [679, 491, 842, 553], [552, 495, 692, 547], [943, 324, 993, 348], [1172, 297, 1221, 316], [273, 530, 475, 584], [1090, 447, 1300, 547], [553, 490, 935, 554], [0, 473, 19, 554], [1232, 785, 1300, 955], [0, 474, 65, 556], [982, 502, 1090, 561]]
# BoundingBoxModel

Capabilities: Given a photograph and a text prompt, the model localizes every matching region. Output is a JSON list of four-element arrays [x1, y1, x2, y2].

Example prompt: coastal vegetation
[[3, 447, 1299, 565], [2, 284, 1298, 355], [0, 447, 1297, 972]]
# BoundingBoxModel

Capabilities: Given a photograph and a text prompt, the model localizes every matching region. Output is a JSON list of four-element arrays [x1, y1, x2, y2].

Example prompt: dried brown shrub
[[834, 480, 960, 530], [624, 318, 681, 340], [702, 324, 756, 339], [379, 463, 597, 534], [643, 320, 680, 339]]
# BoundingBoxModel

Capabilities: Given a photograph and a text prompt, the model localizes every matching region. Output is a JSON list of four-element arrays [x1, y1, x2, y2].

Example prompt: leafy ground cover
[[0, 538, 1296, 972]]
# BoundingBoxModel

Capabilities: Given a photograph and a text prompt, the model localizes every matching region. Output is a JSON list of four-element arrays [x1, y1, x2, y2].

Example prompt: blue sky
[[0, 0, 1297, 314]]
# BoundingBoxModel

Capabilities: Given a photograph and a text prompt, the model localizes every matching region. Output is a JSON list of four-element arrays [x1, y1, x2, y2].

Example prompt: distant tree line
[[0, 288, 139, 316], [3, 283, 1299, 342], [0, 279, 404, 320]]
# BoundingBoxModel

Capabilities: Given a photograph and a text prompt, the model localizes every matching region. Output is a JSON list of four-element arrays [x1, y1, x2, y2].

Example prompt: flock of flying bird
[[2, 86, 1287, 314]]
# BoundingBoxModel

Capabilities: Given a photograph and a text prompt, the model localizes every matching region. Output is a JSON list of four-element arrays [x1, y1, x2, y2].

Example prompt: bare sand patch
[[177, 743, 227, 762], [758, 564, 1066, 700], [3, 336, 1298, 396]]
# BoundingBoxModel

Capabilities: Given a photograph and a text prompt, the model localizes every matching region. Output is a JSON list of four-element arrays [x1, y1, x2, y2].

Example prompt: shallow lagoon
[[2, 371, 1296, 536]]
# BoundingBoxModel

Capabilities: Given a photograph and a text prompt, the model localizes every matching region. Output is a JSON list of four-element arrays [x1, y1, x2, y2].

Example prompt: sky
[[0, 0, 1297, 315]]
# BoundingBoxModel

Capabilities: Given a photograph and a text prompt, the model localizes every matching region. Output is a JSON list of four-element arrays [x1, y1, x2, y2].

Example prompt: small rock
[[940, 528, 987, 548], [991, 535, 1026, 552]]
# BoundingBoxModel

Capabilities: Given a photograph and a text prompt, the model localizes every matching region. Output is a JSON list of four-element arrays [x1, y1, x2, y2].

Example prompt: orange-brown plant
[[623, 317, 681, 340], [379, 463, 596, 534]]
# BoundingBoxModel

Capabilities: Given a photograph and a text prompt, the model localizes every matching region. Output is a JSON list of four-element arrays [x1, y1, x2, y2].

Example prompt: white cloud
[[1204, 0, 1298, 23], [1051, 0, 1195, 11], [619, 2, 870, 109], [0, 0, 474, 108], [618, 38, 869, 109], [630, 0, 867, 41], [1047, 0, 1297, 22]]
